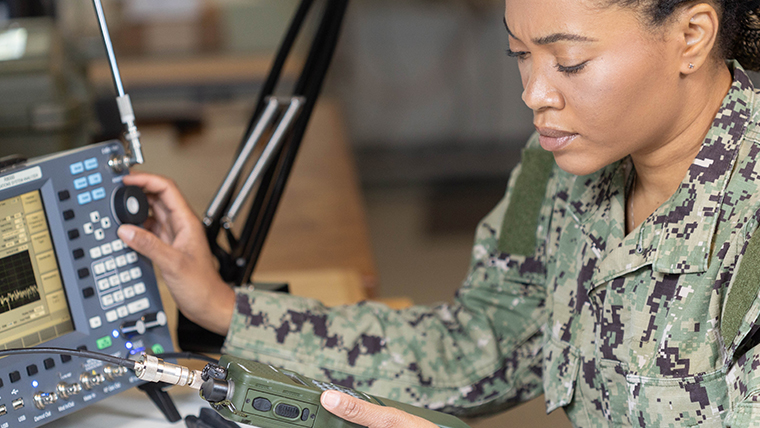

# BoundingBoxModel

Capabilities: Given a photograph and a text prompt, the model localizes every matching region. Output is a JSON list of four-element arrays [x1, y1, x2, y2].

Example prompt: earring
[[688, 63, 695, 69]]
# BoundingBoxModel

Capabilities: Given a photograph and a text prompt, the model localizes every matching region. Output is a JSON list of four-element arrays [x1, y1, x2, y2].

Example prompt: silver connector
[[56, 382, 82, 399], [134, 353, 204, 390], [93, 0, 145, 171], [33, 392, 58, 410], [80, 371, 106, 390], [103, 365, 130, 380]]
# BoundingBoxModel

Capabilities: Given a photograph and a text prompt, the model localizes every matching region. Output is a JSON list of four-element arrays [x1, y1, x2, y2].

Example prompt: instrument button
[[129, 267, 142, 280], [9, 371, 20, 383], [97, 279, 111, 291], [82, 287, 95, 299], [275, 403, 299, 419], [119, 271, 131, 283], [60, 355, 72, 363], [127, 298, 150, 314], [108, 275, 121, 287], [101, 243, 113, 256], [77, 267, 90, 279], [84, 158, 98, 171], [72, 248, 85, 260], [126, 252, 138, 264], [89, 316, 102, 329], [77, 192, 92, 205], [93, 263, 106, 276], [101, 217, 112, 229], [102, 294, 114, 307], [106, 260, 117, 272], [43, 358, 55, 370], [58, 190, 71, 201], [113, 291, 125, 303], [83, 222, 94, 235], [105, 310, 118, 323], [94, 229, 105, 241], [115, 255, 127, 267], [88, 173, 102, 186], [26, 365, 38, 376], [301, 408, 310, 421], [89, 212, 100, 223], [112, 240, 124, 252], [253, 397, 272, 412], [74, 177, 88, 190], [133, 282, 146, 295], [123, 286, 135, 298], [117, 306, 129, 318], [63, 210, 75, 221], [89, 247, 102, 259], [92, 187, 106, 201], [69, 162, 84, 175], [96, 336, 112, 350], [68, 229, 80, 240]]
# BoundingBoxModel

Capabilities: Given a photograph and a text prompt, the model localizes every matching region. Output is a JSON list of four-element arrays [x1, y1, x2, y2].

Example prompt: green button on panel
[[151, 344, 165, 354], [96, 336, 112, 350]]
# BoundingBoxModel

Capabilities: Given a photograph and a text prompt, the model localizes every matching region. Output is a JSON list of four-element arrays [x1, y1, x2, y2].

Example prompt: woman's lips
[[537, 127, 579, 152]]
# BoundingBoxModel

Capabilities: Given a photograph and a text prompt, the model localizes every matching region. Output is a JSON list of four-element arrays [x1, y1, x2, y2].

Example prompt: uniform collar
[[566, 61, 755, 288]]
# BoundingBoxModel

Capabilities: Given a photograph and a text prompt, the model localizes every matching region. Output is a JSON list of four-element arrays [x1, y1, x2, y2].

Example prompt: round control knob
[[120, 319, 146, 336], [201, 378, 232, 403], [113, 186, 149, 225]]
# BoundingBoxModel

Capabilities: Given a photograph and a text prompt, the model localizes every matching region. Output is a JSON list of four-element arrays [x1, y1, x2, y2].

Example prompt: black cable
[[0, 347, 137, 370], [155, 352, 218, 364]]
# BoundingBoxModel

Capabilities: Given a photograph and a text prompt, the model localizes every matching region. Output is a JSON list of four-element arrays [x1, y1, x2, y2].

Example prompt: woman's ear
[[677, 3, 721, 74]]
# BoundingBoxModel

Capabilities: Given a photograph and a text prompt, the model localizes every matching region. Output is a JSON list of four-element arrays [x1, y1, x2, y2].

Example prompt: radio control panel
[[0, 140, 173, 427]]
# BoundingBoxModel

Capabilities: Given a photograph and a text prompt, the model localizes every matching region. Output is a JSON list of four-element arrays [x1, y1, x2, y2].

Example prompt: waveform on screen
[[0, 285, 39, 313]]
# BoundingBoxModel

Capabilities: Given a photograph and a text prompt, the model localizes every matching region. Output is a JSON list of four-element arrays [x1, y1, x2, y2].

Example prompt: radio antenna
[[92, 0, 144, 171]]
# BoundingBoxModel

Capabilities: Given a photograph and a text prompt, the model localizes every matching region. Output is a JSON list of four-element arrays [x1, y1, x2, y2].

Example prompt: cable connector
[[134, 353, 204, 390]]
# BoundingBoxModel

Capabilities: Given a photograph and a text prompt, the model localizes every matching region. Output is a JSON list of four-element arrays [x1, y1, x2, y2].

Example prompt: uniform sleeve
[[222, 138, 557, 417]]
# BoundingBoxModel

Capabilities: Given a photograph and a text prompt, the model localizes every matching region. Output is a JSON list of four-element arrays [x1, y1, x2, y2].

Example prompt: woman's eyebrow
[[503, 17, 597, 45]]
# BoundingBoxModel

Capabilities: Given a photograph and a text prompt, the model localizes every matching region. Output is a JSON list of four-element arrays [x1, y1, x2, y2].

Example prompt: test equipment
[[0, 0, 470, 427], [0, 0, 171, 426]]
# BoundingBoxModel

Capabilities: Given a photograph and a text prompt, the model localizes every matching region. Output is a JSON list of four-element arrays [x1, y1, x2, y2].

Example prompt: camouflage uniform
[[223, 62, 760, 427]]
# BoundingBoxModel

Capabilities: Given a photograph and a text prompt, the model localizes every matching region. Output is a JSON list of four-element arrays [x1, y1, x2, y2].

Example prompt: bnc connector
[[80, 370, 106, 390], [103, 365, 130, 380]]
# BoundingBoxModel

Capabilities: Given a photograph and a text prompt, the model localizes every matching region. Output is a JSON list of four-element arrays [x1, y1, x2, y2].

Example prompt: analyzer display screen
[[0, 191, 73, 349]]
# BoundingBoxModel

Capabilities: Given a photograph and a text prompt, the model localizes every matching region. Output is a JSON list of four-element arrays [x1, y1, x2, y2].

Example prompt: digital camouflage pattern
[[223, 62, 760, 427]]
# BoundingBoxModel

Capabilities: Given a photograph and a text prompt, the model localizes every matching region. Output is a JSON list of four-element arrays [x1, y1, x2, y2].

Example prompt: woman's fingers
[[321, 391, 438, 428]]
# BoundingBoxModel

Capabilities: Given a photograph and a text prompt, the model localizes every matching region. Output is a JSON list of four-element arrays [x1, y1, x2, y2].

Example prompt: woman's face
[[505, 0, 688, 175]]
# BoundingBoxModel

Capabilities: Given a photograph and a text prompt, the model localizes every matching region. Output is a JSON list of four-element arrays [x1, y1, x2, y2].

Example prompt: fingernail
[[118, 226, 135, 242], [322, 391, 341, 409]]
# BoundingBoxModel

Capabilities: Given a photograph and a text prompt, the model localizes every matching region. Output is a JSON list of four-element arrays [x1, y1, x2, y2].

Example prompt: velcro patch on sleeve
[[722, 229, 760, 350], [498, 148, 555, 256]]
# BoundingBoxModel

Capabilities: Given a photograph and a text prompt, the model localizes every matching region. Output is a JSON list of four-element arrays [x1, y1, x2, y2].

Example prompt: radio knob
[[113, 186, 149, 225], [120, 319, 146, 336], [142, 311, 167, 330]]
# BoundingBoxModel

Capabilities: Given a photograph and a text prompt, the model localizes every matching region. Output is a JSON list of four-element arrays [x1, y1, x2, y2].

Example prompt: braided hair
[[606, 0, 760, 71]]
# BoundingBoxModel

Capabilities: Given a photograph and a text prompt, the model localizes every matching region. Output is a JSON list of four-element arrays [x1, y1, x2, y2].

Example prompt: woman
[[117, 0, 760, 426]]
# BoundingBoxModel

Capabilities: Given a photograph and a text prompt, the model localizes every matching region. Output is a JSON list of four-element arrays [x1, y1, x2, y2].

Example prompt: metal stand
[[138, 382, 182, 423], [178, 0, 349, 353]]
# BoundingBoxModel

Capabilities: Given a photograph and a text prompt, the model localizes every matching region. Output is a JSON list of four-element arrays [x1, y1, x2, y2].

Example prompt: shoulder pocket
[[543, 338, 580, 413]]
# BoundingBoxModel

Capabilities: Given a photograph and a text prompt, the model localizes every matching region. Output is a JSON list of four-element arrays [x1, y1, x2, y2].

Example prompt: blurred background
[[6, 0, 753, 426]]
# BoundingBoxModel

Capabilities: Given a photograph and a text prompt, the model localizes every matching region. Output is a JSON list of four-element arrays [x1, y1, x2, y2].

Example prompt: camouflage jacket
[[223, 63, 760, 427]]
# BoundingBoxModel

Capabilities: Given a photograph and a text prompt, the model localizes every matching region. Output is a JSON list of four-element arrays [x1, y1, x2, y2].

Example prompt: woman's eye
[[555, 61, 589, 75], [506, 49, 529, 60]]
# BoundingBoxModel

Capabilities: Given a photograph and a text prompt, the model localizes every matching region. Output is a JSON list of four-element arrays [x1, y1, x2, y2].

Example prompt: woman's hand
[[116, 172, 235, 335], [321, 391, 438, 428]]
